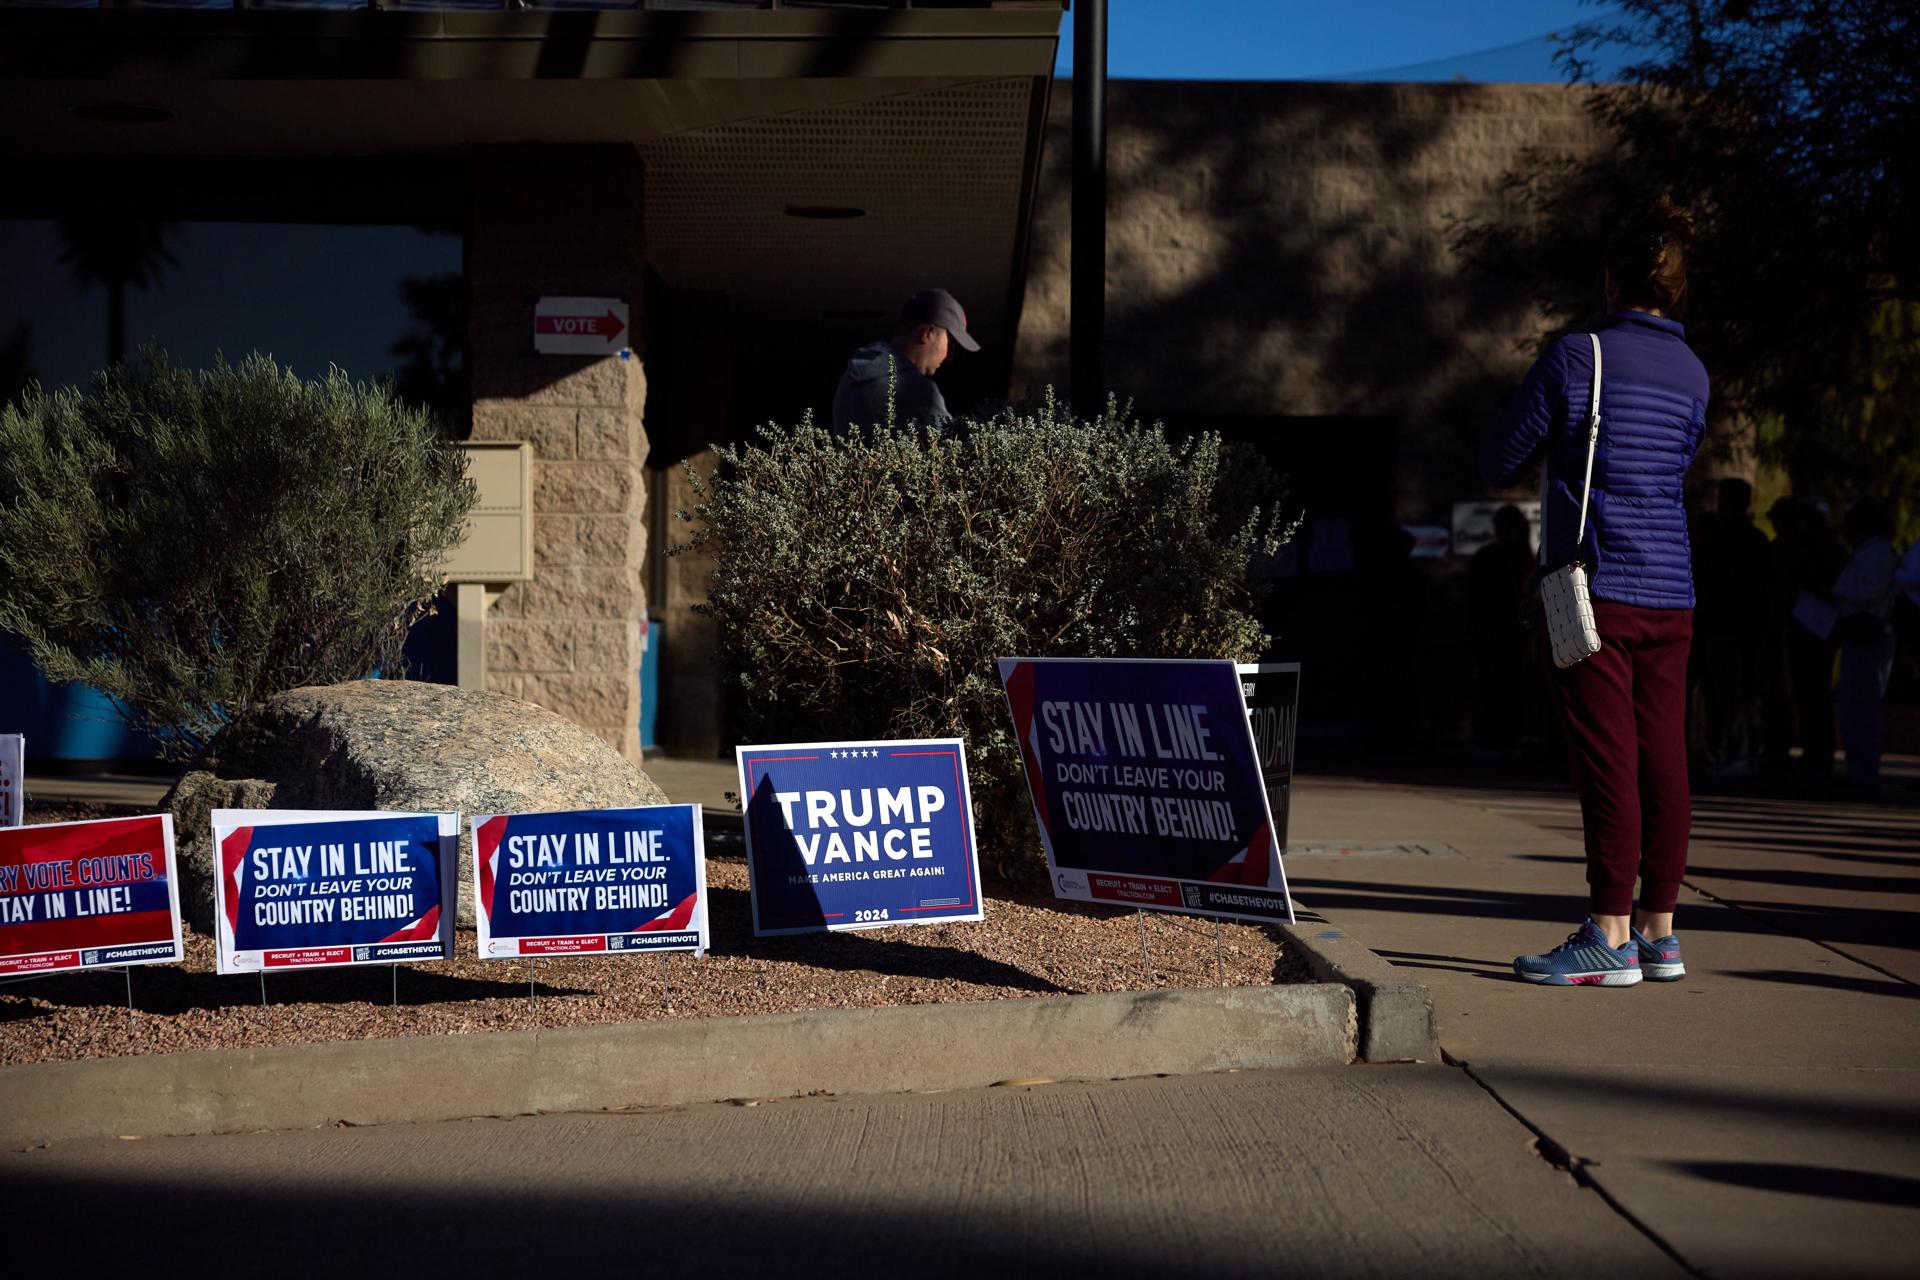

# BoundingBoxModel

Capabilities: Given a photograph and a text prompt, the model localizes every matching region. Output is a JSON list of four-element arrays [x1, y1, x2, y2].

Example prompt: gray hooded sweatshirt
[[831, 341, 949, 433]]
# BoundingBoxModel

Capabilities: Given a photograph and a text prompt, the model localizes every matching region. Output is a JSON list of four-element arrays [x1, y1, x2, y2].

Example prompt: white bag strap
[[1571, 333, 1602, 556], [1536, 334, 1604, 567]]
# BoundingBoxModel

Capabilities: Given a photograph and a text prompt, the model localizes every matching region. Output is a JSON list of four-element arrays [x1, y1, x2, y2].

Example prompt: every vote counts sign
[[738, 739, 982, 936], [0, 815, 184, 975], [212, 809, 458, 973], [473, 805, 710, 957], [999, 657, 1294, 925]]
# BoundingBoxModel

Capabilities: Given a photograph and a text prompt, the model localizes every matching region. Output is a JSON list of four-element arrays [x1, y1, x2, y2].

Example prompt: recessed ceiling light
[[72, 102, 173, 125], [784, 205, 865, 220]]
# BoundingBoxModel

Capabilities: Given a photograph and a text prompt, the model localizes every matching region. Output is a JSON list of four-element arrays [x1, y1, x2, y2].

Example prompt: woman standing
[[1480, 199, 1709, 986]]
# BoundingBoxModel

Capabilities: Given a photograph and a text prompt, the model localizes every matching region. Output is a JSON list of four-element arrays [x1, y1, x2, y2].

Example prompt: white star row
[[828, 748, 883, 759]]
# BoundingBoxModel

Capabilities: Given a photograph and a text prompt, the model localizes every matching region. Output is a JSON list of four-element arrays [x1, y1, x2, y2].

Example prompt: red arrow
[[536, 309, 626, 341]]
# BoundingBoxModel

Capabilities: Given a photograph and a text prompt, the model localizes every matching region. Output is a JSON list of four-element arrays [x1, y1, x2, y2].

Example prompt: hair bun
[[1649, 194, 1696, 242], [1605, 195, 1694, 318]]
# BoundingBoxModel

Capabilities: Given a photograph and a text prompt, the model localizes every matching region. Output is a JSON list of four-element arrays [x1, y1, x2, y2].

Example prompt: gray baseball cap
[[900, 288, 980, 352]]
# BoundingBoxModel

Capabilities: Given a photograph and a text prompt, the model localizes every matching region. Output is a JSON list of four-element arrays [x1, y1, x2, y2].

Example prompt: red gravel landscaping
[[2, 803, 1311, 1066]]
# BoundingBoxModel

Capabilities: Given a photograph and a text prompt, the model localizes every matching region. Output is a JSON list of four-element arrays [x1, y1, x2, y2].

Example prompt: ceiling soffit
[[639, 76, 1037, 369]]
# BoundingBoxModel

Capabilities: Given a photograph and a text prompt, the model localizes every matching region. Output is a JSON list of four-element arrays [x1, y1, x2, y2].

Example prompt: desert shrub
[[679, 394, 1297, 875], [0, 351, 474, 757]]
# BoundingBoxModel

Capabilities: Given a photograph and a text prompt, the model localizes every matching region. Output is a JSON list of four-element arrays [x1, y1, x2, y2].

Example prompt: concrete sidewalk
[[3, 1067, 1682, 1279], [640, 752, 738, 814], [1285, 762, 1920, 1278]]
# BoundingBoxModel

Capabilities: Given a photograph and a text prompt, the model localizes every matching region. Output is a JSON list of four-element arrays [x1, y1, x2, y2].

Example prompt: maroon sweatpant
[[1549, 601, 1693, 916]]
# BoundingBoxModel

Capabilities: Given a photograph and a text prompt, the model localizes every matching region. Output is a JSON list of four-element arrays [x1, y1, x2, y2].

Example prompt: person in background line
[[1480, 197, 1707, 988], [1757, 499, 1797, 772], [1768, 498, 1848, 775], [831, 288, 979, 433], [1468, 504, 1535, 750], [1891, 530, 1920, 705], [1832, 499, 1899, 789], [1683, 487, 1716, 764], [1695, 477, 1773, 774], [1361, 523, 1425, 751]]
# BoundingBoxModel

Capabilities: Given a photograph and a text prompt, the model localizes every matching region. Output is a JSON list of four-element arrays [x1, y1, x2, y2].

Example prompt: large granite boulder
[[164, 680, 669, 933]]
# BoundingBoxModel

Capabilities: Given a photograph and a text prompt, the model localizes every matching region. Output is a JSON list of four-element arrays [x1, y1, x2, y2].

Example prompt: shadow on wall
[[1018, 80, 1601, 444]]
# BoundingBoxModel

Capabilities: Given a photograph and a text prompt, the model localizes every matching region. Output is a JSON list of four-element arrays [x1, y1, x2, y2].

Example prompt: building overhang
[[0, 8, 1065, 78], [0, 7, 1063, 154], [0, 6, 1065, 407]]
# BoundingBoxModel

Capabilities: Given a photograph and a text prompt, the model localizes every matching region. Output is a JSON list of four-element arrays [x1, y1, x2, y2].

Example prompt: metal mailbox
[[442, 442, 534, 690], [445, 442, 534, 584]]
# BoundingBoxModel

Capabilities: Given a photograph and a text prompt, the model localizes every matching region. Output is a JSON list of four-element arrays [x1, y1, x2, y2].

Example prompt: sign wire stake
[[259, 972, 268, 1022], [125, 965, 134, 1021], [661, 952, 672, 1012], [528, 957, 536, 1016], [1214, 920, 1226, 987], [391, 963, 399, 1009], [1136, 909, 1154, 987]]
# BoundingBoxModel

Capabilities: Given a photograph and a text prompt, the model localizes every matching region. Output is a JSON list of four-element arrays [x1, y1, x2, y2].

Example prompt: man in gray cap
[[832, 288, 980, 432]]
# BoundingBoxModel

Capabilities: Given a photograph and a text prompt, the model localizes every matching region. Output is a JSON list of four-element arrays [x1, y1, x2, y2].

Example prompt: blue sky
[[1056, 1, 1626, 82]]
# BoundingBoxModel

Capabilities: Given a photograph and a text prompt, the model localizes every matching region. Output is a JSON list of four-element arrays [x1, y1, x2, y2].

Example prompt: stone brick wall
[[469, 145, 650, 759], [1013, 80, 1612, 520]]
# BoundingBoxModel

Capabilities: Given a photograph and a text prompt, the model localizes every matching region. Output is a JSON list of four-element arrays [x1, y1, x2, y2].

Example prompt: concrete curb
[[1277, 903, 1439, 1063], [2, 982, 1355, 1146]]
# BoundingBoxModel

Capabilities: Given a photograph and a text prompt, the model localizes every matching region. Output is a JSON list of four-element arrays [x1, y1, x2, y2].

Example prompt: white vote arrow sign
[[533, 296, 630, 355]]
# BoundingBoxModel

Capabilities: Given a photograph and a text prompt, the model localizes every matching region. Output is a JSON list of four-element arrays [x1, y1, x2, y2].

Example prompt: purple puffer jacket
[[1480, 311, 1710, 610]]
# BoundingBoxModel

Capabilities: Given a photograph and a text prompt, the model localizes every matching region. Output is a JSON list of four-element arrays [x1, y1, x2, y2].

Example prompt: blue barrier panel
[[0, 638, 160, 762], [639, 617, 661, 751]]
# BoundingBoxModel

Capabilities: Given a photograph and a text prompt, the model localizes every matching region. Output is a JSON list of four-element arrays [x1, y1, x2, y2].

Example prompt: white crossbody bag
[[1538, 334, 1605, 669]]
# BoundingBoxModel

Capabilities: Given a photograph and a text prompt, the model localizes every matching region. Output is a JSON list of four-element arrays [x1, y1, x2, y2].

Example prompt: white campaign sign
[[209, 808, 460, 975], [533, 296, 630, 355], [0, 734, 21, 828]]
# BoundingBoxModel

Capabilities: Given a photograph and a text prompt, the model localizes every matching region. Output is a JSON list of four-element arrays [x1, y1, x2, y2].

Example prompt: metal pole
[[1070, 0, 1108, 417], [1136, 909, 1153, 987]]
